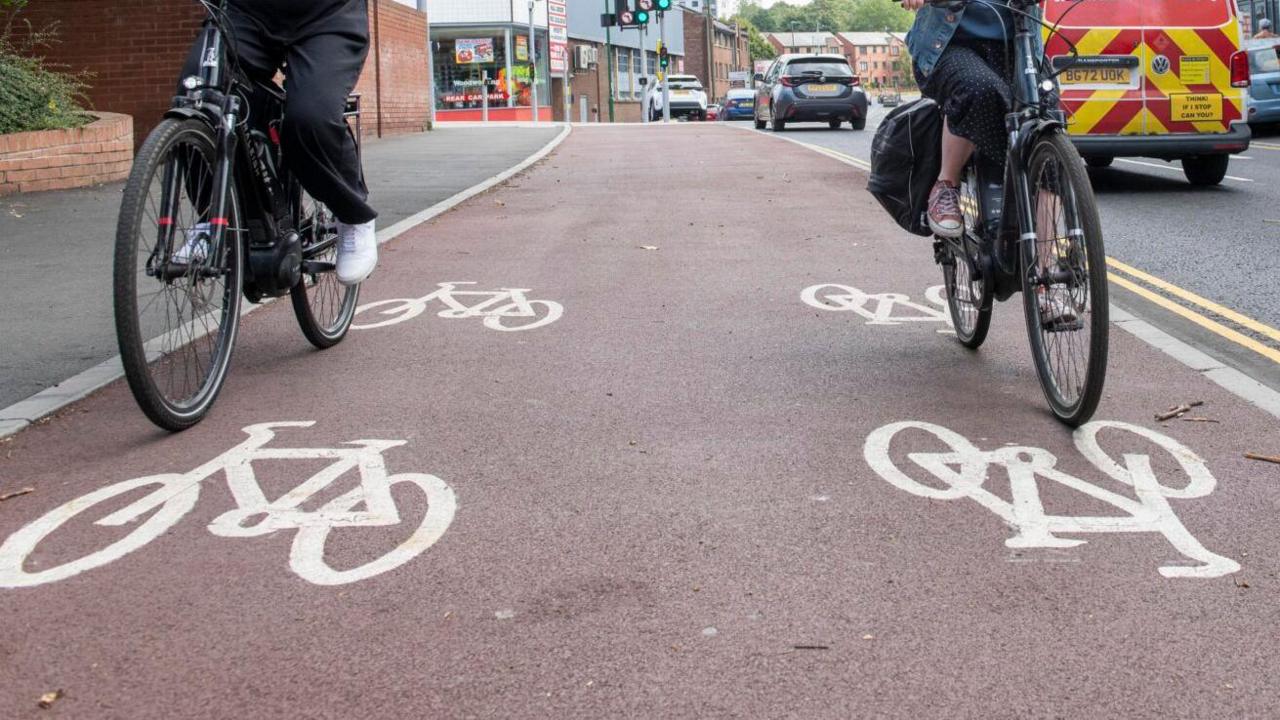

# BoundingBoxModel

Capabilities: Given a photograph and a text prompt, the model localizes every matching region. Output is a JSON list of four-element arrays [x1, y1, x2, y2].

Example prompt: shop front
[[432, 25, 552, 121]]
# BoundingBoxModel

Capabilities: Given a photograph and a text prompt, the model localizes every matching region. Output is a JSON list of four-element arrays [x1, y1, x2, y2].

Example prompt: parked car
[[1044, 0, 1251, 185], [753, 54, 869, 131], [720, 88, 756, 121], [706, 104, 721, 121], [648, 75, 708, 121], [1247, 41, 1280, 126], [879, 91, 902, 108]]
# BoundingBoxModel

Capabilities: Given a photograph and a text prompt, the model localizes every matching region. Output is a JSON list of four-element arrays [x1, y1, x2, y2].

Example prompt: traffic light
[[655, 0, 673, 11], [635, 0, 653, 24], [659, 44, 670, 70]]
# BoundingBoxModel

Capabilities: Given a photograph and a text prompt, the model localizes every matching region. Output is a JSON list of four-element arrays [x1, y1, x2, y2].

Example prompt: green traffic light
[[636, 10, 650, 23], [655, 0, 672, 10]]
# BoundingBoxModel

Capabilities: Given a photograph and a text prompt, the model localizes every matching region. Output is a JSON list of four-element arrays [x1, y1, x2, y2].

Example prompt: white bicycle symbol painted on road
[[0, 422, 457, 588], [864, 420, 1240, 578], [353, 281, 563, 332], [802, 283, 953, 332]]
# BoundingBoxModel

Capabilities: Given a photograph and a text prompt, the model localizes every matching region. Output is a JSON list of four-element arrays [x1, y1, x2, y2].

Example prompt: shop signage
[[549, 0, 569, 74], [455, 38, 495, 65]]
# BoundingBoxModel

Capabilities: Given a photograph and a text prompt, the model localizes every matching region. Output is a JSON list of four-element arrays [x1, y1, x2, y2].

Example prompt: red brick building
[[836, 32, 909, 89], [681, 8, 751, 104], [14, 0, 432, 146]]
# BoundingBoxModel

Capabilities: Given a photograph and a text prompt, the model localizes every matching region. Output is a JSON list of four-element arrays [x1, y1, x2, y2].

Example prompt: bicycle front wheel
[[1020, 132, 1109, 426], [290, 191, 359, 349], [113, 118, 244, 431]]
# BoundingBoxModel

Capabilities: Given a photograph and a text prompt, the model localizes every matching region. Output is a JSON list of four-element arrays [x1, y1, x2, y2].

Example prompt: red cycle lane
[[1, 124, 1278, 718]]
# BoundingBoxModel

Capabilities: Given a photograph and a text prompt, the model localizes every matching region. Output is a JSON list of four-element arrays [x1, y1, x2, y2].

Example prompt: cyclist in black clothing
[[176, 0, 378, 285]]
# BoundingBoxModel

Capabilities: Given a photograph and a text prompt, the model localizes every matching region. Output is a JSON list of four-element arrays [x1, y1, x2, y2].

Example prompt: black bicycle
[[113, 0, 361, 431], [918, 0, 1108, 426]]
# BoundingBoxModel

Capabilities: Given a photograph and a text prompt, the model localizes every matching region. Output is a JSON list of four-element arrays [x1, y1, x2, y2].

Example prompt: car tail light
[[1230, 50, 1250, 88], [850, 75, 861, 86], [779, 76, 798, 88]]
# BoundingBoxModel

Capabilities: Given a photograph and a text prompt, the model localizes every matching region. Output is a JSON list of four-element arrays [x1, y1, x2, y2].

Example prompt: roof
[[766, 31, 839, 48], [839, 32, 894, 47]]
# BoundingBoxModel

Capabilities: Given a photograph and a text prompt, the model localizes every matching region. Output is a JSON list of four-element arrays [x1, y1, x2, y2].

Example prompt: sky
[[719, 0, 814, 17]]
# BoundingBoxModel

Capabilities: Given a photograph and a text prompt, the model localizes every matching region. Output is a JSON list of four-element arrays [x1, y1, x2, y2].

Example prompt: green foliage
[[736, 19, 777, 60], [0, 0, 91, 135], [734, 0, 913, 33]]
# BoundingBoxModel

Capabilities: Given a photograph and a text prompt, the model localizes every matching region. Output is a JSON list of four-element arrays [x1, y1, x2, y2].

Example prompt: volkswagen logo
[[1152, 55, 1171, 75]]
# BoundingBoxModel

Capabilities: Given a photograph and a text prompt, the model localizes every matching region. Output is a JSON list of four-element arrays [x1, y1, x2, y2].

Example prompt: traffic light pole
[[660, 11, 670, 123], [529, 0, 539, 123]]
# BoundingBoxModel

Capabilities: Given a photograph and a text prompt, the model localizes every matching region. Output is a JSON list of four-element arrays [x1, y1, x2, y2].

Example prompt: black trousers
[[180, 0, 376, 224]]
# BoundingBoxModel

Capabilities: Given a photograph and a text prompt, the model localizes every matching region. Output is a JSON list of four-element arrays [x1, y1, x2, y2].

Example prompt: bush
[[0, 0, 91, 135]]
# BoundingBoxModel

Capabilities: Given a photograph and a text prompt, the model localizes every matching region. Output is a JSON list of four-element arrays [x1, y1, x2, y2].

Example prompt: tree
[[734, 19, 777, 61], [730, 0, 912, 33]]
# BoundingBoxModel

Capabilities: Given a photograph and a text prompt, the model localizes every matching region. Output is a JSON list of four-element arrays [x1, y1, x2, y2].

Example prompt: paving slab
[[0, 126, 562, 409], [0, 124, 1278, 719]]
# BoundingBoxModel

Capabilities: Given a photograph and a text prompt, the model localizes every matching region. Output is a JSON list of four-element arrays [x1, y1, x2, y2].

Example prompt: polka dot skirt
[[914, 40, 1013, 167]]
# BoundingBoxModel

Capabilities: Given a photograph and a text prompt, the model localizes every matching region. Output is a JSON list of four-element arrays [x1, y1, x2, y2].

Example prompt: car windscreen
[[784, 61, 852, 77]]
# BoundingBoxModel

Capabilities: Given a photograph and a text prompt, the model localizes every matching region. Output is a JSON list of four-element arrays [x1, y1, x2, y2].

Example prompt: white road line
[[0, 124, 574, 440], [1115, 158, 1253, 182], [744, 126, 1280, 420]]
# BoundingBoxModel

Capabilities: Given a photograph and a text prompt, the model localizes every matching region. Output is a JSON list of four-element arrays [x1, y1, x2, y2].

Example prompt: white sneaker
[[1038, 283, 1081, 331], [172, 222, 211, 266], [336, 219, 377, 286]]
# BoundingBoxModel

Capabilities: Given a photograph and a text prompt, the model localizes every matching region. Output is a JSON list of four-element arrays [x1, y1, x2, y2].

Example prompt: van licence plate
[[1061, 67, 1132, 86]]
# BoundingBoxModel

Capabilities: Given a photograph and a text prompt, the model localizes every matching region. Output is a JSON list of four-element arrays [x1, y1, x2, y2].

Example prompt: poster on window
[[455, 39, 494, 65], [516, 35, 529, 62]]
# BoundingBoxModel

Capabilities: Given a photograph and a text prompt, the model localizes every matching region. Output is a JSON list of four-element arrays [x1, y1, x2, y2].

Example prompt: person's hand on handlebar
[[901, 0, 929, 9]]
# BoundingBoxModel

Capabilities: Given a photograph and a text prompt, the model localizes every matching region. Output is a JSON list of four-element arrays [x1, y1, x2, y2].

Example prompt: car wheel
[[1085, 156, 1114, 168], [771, 117, 786, 132], [850, 116, 867, 131], [1183, 155, 1229, 186], [828, 119, 842, 129]]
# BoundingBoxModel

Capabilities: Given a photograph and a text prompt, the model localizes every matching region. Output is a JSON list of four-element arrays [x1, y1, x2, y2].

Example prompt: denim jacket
[[906, 3, 1043, 78]]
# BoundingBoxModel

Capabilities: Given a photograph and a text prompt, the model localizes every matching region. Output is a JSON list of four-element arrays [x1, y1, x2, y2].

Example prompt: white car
[[648, 75, 708, 121]]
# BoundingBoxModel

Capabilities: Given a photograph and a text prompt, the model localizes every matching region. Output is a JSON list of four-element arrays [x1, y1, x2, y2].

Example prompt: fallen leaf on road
[[1245, 452, 1280, 466], [1233, 578, 1251, 589], [494, 609, 515, 620], [38, 689, 63, 709], [0, 487, 34, 502], [639, 245, 658, 251], [494, 200, 505, 207], [862, 634, 875, 640]]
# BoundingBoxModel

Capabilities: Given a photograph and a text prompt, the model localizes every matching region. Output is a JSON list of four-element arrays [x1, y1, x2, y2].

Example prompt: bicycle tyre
[[943, 167, 994, 349], [290, 192, 359, 349], [1020, 132, 1109, 427], [113, 118, 243, 431]]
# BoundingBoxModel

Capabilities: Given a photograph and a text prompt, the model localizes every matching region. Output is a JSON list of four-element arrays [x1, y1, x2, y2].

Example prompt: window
[[859, 61, 869, 73], [891, 45, 901, 56]]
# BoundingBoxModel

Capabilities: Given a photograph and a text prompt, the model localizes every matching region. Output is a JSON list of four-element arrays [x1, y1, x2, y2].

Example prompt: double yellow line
[[1107, 258, 1280, 364]]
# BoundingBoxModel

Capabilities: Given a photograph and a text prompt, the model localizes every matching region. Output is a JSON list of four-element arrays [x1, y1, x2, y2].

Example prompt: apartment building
[[836, 32, 909, 89], [765, 31, 844, 56], [682, 8, 752, 103]]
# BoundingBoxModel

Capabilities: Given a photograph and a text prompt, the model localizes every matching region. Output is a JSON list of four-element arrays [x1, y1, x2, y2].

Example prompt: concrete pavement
[[0, 126, 563, 409], [2, 124, 1280, 718]]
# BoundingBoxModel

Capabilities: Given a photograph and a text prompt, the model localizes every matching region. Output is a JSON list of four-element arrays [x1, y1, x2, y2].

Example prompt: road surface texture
[[1, 124, 1278, 718], [0, 126, 563, 409], [760, 109, 1280, 392]]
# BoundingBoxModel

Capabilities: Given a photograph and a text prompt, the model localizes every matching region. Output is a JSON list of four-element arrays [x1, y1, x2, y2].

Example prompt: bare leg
[[940, 119, 976, 185]]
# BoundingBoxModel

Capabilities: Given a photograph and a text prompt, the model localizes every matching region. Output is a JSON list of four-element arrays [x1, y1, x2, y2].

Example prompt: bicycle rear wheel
[[1020, 132, 1109, 426], [290, 191, 359, 349], [113, 118, 243, 431], [941, 166, 994, 349]]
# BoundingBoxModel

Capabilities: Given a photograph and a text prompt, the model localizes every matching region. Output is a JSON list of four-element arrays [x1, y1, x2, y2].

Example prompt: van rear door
[[1140, 0, 1244, 137], [1044, 0, 1146, 137]]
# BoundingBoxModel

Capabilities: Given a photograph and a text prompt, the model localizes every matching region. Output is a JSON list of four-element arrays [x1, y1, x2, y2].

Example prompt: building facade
[[836, 32, 909, 89], [681, 8, 751, 104], [562, 3, 686, 123]]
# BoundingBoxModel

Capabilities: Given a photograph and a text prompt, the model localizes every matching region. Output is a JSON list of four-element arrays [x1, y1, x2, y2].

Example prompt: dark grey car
[[753, 54, 870, 131]]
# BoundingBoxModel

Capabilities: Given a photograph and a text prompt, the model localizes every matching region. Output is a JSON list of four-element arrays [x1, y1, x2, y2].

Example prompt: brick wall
[[0, 113, 133, 195], [355, 0, 432, 136], [13, 0, 430, 147], [682, 13, 750, 104], [564, 41, 644, 123]]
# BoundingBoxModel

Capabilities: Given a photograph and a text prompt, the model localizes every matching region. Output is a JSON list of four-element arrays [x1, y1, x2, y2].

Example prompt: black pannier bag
[[867, 98, 943, 237]]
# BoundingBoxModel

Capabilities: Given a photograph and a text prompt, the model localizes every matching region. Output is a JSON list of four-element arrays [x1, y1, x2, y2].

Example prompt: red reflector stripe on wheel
[[211, 217, 229, 226], [158, 217, 173, 226]]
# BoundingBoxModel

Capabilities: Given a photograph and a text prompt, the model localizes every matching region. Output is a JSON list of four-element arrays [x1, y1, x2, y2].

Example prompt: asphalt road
[[747, 105, 1280, 391], [0, 126, 563, 410], [2, 124, 1279, 718]]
